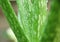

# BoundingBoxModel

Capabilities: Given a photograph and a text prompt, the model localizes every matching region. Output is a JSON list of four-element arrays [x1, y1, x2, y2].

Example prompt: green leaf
[[0, 0, 28, 42], [16, 0, 47, 42]]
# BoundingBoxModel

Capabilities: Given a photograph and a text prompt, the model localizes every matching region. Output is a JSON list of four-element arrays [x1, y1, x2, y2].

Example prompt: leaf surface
[[0, 0, 28, 42]]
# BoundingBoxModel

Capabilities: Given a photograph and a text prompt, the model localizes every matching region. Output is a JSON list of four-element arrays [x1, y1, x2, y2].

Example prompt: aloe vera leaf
[[16, 0, 47, 42], [17, 0, 39, 42], [41, 0, 60, 42], [0, 0, 28, 42], [38, 0, 48, 41]]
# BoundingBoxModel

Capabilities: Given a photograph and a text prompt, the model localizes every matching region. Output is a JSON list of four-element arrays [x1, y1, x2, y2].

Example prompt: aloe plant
[[0, 0, 60, 42]]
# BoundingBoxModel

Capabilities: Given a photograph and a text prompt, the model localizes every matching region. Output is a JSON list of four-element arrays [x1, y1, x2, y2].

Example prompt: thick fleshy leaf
[[0, 0, 28, 42], [16, 0, 47, 42]]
